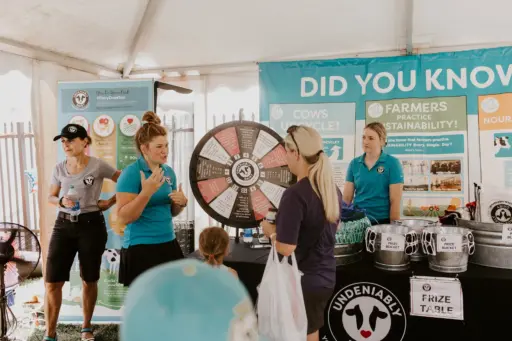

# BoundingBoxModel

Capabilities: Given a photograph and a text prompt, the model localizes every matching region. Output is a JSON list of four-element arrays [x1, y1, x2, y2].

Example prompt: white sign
[[381, 233, 405, 251], [410, 276, 464, 320], [501, 224, 512, 244], [436, 234, 462, 253]]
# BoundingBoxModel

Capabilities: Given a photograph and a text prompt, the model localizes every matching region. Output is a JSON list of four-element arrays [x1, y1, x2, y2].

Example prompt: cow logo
[[165, 176, 172, 185], [270, 105, 284, 120], [327, 282, 407, 341], [83, 175, 95, 187], [231, 159, 260, 187], [494, 135, 511, 156], [489, 201, 512, 224], [368, 103, 384, 118], [377, 166, 385, 174], [72, 90, 89, 110], [68, 126, 77, 133], [422, 284, 431, 291], [481, 97, 499, 114]]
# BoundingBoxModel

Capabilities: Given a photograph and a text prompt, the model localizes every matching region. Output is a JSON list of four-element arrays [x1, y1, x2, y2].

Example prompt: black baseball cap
[[53, 124, 88, 141]]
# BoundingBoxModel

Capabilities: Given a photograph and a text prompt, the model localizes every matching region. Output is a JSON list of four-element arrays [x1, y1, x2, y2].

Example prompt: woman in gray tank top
[[44, 123, 121, 341]]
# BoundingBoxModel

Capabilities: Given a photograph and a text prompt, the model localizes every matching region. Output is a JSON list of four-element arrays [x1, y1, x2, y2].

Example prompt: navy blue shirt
[[276, 178, 341, 291]]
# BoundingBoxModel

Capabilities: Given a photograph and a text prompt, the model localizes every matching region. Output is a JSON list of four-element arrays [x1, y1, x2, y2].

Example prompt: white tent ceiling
[[1, 0, 512, 78]]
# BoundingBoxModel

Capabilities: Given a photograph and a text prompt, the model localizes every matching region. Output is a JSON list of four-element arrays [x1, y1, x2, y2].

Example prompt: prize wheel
[[189, 120, 296, 228]]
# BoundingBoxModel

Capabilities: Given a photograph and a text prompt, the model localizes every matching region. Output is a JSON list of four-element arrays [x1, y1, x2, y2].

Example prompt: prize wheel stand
[[189, 120, 296, 243]]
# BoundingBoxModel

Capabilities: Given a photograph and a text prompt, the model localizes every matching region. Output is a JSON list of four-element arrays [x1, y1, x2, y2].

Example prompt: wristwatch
[[59, 197, 65, 208]]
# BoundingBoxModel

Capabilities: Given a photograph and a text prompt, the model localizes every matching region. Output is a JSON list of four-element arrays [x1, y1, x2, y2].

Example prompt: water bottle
[[66, 185, 81, 222], [243, 228, 253, 244]]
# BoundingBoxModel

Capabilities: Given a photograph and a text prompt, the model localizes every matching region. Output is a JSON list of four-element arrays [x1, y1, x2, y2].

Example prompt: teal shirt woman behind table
[[115, 111, 188, 287], [343, 122, 404, 225]]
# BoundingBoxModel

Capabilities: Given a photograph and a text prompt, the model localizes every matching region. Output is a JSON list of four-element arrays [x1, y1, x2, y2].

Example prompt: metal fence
[[160, 109, 196, 255], [0, 122, 39, 235]]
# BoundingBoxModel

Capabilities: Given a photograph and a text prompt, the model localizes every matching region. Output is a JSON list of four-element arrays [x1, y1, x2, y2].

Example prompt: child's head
[[199, 227, 230, 266]]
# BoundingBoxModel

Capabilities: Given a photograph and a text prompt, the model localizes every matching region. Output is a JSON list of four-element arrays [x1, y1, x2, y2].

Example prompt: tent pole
[[122, 0, 164, 78]]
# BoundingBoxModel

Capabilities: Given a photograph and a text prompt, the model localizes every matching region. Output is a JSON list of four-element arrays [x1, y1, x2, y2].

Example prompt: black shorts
[[118, 239, 184, 287], [45, 211, 108, 283], [303, 287, 334, 334]]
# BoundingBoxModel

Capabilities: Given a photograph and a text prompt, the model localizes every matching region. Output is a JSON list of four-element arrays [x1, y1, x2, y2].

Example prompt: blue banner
[[260, 47, 512, 121], [260, 47, 512, 217]]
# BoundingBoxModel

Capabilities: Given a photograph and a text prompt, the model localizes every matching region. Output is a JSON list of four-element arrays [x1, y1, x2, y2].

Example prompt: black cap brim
[[53, 133, 77, 141]]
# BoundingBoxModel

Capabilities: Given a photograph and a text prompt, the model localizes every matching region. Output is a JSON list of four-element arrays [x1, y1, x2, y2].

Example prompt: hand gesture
[[61, 196, 76, 208], [140, 167, 165, 196], [169, 183, 188, 207]]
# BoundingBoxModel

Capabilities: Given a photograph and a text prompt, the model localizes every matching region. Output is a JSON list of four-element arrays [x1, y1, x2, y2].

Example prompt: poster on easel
[[56, 80, 153, 322]]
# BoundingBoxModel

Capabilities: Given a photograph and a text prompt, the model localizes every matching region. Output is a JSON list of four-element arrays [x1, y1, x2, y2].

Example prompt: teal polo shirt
[[116, 157, 177, 248], [346, 152, 404, 222]]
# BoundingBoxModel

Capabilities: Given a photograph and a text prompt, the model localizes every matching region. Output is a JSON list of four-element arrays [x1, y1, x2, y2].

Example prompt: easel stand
[[222, 224, 241, 244]]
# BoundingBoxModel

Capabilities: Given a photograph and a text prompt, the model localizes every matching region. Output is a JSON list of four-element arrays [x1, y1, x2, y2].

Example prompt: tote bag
[[257, 243, 307, 341]]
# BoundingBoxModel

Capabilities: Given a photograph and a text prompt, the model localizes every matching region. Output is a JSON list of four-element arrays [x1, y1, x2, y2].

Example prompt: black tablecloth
[[188, 239, 512, 341]]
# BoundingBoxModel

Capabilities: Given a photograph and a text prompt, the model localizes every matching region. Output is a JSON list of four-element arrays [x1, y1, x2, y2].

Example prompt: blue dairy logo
[[494, 133, 512, 158], [323, 138, 344, 161]]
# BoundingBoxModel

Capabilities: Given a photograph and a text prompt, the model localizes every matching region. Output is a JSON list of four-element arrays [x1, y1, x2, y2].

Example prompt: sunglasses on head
[[286, 125, 300, 155]]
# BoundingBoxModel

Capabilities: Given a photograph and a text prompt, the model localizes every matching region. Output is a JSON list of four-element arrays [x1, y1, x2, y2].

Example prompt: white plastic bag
[[257, 243, 308, 341]]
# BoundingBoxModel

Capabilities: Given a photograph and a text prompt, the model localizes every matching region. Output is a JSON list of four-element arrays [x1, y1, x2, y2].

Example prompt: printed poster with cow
[[478, 94, 512, 224], [57, 80, 154, 322]]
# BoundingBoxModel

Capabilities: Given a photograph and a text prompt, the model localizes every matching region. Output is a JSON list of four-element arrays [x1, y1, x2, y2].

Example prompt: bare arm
[[389, 184, 403, 221], [48, 184, 76, 209], [48, 184, 61, 206], [171, 204, 185, 217], [116, 191, 152, 225], [343, 181, 355, 204], [262, 222, 298, 257], [116, 169, 164, 225], [98, 170, 122, 211], [273, 235, 297, 257]]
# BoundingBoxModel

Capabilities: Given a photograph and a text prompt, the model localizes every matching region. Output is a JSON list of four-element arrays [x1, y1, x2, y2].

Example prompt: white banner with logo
[[410, 276, 464, 320]]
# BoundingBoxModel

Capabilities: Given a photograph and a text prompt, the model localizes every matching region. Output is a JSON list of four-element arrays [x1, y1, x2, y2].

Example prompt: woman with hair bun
[[261, 125, 342, 341], [343, 122, 404, 225], [115, 111, 188, 286]]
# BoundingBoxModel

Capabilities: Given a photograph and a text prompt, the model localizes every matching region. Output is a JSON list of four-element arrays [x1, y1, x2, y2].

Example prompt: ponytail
[[285, 125, 340, 223], [307, 152, 340, 223], [204, 252, 225, 266]]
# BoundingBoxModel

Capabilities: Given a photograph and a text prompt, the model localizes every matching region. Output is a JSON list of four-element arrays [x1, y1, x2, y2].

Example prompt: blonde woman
[[343, 122, 404, 224], [262, 125, 342, 341]]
